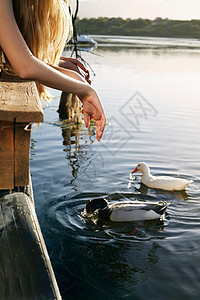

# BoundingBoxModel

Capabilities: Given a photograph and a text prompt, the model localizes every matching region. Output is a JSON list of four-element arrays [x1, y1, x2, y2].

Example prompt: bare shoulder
[[0, 0, 33, 77]]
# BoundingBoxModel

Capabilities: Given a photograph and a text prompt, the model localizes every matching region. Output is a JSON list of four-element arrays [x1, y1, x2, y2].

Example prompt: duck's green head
[[86, 198, 108, 214]]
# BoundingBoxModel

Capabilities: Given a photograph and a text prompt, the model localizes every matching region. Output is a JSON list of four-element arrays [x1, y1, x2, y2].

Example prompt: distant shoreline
[[76, 17, 200, 39]]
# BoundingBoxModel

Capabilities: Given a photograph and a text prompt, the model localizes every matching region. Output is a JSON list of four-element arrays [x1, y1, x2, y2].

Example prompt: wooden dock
[[0, 73, 62, 300]]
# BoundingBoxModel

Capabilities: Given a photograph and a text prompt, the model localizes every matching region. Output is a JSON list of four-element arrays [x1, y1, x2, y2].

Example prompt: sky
[[68, 0, 200, 20]]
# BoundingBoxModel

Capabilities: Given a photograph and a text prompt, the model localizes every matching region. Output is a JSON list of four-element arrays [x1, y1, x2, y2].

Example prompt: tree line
[[76, 17, 200, 38]]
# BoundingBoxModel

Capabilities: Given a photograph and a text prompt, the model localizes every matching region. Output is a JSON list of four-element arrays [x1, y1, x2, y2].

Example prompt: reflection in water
[[30, 138, 37, 160], [136, 182, 191, 200], [60, 120, 96, 182], [93, 35, 200, 50], [61, 121, 96, 149]]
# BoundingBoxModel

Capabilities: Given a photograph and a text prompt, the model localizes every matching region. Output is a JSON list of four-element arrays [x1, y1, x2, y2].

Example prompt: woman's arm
[[49, 65, 86, 83], [0, 0, 106, 141]]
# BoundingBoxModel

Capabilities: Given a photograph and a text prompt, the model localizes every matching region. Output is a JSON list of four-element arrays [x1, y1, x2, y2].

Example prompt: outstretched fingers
[[81, 90, 106, 141]]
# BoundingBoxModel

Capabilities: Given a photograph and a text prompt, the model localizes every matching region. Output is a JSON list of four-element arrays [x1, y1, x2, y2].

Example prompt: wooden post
[[58, 92, 83, 124], [0, 73, 43, 189]]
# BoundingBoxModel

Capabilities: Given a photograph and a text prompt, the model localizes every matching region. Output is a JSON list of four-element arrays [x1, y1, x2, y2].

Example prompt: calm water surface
[[31, 37, 200, 299]]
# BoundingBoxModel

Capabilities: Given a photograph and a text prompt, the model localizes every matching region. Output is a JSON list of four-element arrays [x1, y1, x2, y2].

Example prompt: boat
[[72, 34, 97, 46]]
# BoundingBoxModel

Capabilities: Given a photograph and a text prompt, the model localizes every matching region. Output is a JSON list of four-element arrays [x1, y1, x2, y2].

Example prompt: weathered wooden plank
[[0, 122, 14, 189], [0, 74, 44, 189], [0, 73, 43, 123], [14, 124, 31, 187], [0, 192, 62, 300]]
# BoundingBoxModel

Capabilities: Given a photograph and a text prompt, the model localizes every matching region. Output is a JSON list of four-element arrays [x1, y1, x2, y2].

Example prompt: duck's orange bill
[[132, 167, 138, 174]]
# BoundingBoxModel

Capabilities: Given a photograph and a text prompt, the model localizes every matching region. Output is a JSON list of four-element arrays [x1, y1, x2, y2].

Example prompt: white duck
[[132, 162, 192, 191], [86, 198, 169, 222]]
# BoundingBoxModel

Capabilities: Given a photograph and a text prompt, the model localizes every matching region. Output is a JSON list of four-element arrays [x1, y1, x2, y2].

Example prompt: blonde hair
[[0, 0, 72, 100]]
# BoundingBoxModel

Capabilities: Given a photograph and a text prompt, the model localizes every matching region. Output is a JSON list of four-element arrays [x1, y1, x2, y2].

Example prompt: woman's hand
[[50, 65, 106, 141], [59, 57, 91, 84], [80, 89, 106, 142], [57, 59, 106, 140]]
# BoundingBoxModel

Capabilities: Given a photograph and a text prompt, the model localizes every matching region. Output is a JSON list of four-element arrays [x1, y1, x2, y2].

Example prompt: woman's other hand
[[59, 57, 91, 84]]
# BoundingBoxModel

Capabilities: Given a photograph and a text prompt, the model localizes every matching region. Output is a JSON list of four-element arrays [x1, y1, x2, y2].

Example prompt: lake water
[[30, 36, 200, 300]]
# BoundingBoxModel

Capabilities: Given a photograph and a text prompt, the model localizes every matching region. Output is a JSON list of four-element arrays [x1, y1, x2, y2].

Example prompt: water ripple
[[40, 193, 169, 245]]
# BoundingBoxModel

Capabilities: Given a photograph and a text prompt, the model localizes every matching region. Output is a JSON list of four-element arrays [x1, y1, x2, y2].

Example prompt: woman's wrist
[[80, 86, 96, 101]]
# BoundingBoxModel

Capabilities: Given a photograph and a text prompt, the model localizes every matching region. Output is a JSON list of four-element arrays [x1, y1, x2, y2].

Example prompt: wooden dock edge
[[0, 187, 62, 300], [0, 73, 43, 189], [0, 74, 62, 299]]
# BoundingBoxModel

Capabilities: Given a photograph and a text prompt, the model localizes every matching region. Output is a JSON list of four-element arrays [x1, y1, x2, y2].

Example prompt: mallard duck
[[86, 198, 169, 222], [132, 162, 193, 191]]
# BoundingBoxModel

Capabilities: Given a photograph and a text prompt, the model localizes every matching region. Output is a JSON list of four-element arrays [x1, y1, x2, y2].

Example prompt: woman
[[0, 0, 106, 141]]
